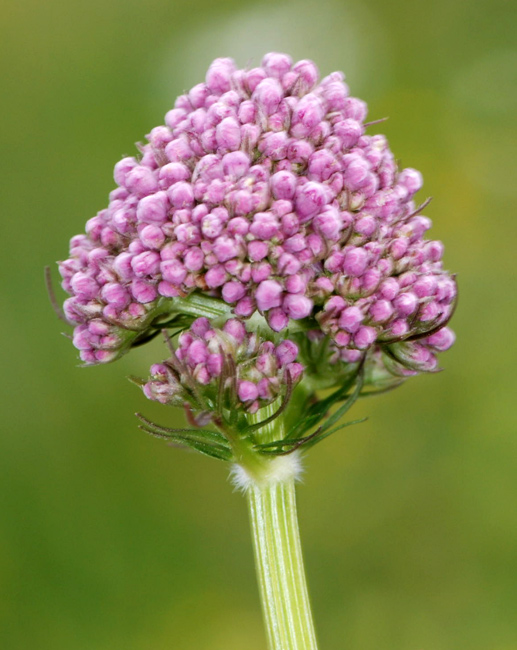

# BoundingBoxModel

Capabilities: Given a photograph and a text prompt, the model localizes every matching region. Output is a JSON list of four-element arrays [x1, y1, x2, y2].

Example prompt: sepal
[[253, 364, 365, 456], [136, 413, 233, 461]]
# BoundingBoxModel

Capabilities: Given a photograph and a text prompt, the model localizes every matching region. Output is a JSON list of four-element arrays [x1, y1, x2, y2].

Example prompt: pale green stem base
[[233, 402, 319, 649], [247, 478, 319, 650]]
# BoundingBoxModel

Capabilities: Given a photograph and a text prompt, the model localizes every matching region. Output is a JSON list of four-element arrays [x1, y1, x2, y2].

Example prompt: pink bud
[[275, 340, 298, 365], [158, 281, 181, 297], [207, 353, 223, 376], [181, 248, 203, 272], [238, 100, 257, 124], [88, 319, 111, 336], [308, 149, 338, 181], [390, 238, 408, 260], [248, 240, 269, 262], [424, 240, 444, 262], [186, 339, 209, 366], [73, 326, 94, 351], [362, 268, 382, 294], [324, 251, 345, 273], [160, 259, 187, 285], [259, 131, 289, 160], [278, 253, 302, 275], [262, 52, 292, 78], [413, 275, 437, 298], [341, 349, 362, 363], [238, 380, 259, 402], [287, 139, 314, 163], [313, 206, 342, 240], [138, 224, 164, 250], [131, 251, 160, 277], [201, 213, 224, 239], [354, 326, 377, 349], [283, 234, 305, 253], [164, 108, 187, 129], [164, 137, 194, 162], [398, 168, 423, 195], [250, 212, 280, 240], [101, 282, 130, 309], [216, 117, 241, 151], [71, 273, 99, 300], [205, 265, 227, 288], [343, 247, 369, 277], [270, 171, 297, 200], [159, 163, 191, 189], [355, 215, 377, 238], [131, 279, 157, 303], [343, 154, 370, 190], [419, 301, 440, 322], [114, 157, 138, 186], [291, 93, 325, 137], [379, 278, 400, 300], [393, 292, 418, 317], [222, 281, 247, 303], [223, 319, 246, 343], [343, 97, 368, 121], [253, 78, 284, 115], [295, 182, 328, 220], [283, 294, 313, 320], [388, 319, 408, 338], [321, 80, 348, 111], [167, 181, 194, 209], [285, 274, 306, 294], [338, 306, 364, 333], [369, 299, 393, 322], [334, 119, 363, 148], [222, 151, 250, 178], [314, 277, 334, 295], [292, 59, 319, 94], [234, 296, 255, 317], [190, 317, 211, 337], [426, 327, 455, 351], [255, 280, 283, 311], [206, 57, 235, 94], [268, 308, 289, 332], [286, 362, 304, 382], [213, 236, 238, 262], [241, 123, 261, 151], [136, 191, 169, 224], [245, 67, 267, 93], [125, 167, 159, 196], [251, 262, 272, 283]]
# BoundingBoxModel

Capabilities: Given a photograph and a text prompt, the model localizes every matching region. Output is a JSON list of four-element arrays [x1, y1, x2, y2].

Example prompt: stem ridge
[[247, 479, 319, 650]]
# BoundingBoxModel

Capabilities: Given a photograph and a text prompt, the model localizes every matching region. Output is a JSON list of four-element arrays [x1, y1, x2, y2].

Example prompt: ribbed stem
[[247, 478, 319, 650]]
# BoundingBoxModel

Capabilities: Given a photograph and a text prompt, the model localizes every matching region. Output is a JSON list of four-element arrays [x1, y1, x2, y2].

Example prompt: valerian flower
[[57, 52, 456, 452]]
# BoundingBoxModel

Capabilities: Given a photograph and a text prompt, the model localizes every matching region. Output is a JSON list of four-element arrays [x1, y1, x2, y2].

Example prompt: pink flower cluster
[[59, 52, 456, 368], [143, 317, 303, 414]]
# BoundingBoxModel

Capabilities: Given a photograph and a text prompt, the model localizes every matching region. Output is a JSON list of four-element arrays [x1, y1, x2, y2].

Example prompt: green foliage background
[[1, 0, 516, 647]]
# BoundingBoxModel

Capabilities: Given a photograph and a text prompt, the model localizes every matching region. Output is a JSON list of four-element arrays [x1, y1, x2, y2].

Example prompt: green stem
[[239, 405, 318, 650], [247, 479, 318, 650]]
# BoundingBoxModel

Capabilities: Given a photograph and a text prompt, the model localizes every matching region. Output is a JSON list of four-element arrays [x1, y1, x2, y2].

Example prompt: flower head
[[143, 317, 302, 420], [58, 52, 456, 391]]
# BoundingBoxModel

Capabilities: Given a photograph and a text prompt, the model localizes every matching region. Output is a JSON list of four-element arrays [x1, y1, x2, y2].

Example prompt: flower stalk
[[239, 403, 318, 650], [247, 477, 318, 650]]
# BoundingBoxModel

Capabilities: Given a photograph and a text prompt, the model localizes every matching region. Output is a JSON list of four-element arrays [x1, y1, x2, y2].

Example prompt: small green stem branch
[[235, 404, 319, 650]]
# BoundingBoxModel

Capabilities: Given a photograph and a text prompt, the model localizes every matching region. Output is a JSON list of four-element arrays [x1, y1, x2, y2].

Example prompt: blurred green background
[[1, 0, 516, 648]]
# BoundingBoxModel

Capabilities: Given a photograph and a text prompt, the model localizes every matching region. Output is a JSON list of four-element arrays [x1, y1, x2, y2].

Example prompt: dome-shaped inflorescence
[[59, 52, 456, 375], [143, 317, 303, 419]]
